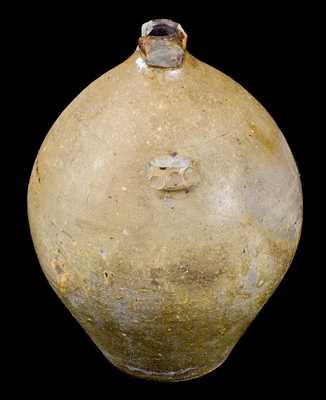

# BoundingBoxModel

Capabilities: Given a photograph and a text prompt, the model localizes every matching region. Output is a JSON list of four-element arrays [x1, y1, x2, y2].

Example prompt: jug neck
[[138, 19, 187, 69]]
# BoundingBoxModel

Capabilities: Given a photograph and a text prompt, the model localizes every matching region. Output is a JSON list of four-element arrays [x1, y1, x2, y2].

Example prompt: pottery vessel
[[28, 19, 303, 381]]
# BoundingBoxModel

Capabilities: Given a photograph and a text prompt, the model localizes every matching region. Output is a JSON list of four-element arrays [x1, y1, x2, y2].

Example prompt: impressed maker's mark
[[145, 153, 200, 192]]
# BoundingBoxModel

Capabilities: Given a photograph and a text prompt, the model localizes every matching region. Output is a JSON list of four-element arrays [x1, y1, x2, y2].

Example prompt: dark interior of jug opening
[[149, 24, 177, 36]]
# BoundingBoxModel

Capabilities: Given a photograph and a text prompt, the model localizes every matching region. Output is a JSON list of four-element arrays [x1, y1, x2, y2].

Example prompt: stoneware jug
[[28, 19, 303, 381]]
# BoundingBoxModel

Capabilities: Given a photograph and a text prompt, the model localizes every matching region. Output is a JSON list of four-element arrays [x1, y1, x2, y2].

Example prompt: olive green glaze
[[28, 19, 303, 381]]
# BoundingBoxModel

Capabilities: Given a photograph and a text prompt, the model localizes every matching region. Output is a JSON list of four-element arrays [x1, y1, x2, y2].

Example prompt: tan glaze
[[28, 19, 303, 381]]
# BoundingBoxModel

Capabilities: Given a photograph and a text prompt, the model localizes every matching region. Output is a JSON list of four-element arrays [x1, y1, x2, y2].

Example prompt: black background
[[9, 3, 317, 397]]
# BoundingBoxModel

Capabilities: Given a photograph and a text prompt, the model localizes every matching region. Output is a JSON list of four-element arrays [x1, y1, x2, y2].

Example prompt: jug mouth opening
[[139, 19, 187, 69], [142, 19, 179, 37], [149, 24, 176, 36]]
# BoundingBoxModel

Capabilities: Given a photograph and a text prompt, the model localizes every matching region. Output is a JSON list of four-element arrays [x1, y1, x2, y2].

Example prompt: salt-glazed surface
[[28, 19, 303, 381]]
